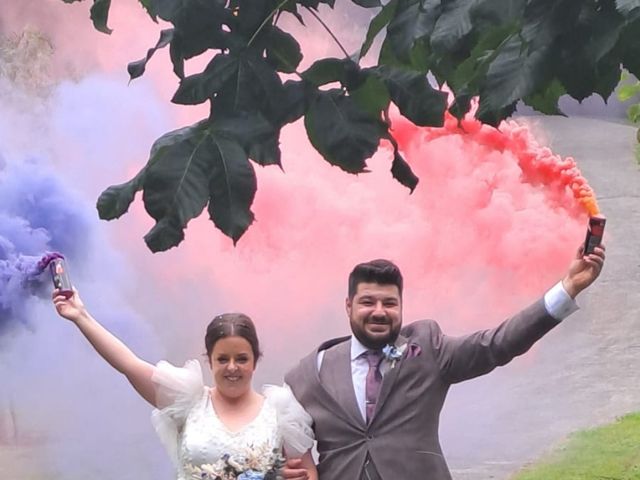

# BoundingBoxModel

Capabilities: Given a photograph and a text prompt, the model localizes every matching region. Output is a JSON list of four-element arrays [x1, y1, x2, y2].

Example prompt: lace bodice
[[150, 360, 314, 480]]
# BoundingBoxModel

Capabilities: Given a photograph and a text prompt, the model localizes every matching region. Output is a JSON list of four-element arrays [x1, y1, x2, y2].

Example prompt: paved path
[[442, 115, 640, 479]]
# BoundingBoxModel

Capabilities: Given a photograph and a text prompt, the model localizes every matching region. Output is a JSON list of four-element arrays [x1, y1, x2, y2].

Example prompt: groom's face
[[346, 282, 402, 349]]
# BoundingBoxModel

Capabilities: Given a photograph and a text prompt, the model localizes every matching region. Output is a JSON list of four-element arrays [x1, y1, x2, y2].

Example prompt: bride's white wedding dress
[[150, 360, 314, 480]]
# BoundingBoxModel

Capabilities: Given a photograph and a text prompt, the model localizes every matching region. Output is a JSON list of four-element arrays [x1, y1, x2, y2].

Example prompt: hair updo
[[204, 313, 262, 364]]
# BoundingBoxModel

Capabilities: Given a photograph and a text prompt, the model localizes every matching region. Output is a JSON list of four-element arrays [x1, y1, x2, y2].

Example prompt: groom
[[282, 244, 605, 480]]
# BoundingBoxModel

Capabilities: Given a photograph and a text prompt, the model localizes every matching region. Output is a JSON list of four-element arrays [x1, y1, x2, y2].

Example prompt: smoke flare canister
[[584, 215, 606, 255], [50, 258, 73, 298]]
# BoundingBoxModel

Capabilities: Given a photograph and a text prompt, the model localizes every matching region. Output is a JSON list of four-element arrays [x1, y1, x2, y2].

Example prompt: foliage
[[617, 70, 640, 124], [63, 0, 640, 252], [512, 412, 640, 479]]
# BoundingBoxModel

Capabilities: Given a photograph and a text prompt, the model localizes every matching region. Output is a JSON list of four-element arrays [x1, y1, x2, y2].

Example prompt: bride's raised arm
[[52, 288, 157, 406]]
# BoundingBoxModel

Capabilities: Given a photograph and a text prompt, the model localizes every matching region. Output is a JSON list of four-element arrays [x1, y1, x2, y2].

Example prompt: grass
[[511, 412, 640, 480]]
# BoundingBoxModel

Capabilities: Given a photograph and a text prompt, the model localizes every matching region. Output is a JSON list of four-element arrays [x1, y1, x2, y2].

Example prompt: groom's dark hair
[[348, 259, 403, 299]]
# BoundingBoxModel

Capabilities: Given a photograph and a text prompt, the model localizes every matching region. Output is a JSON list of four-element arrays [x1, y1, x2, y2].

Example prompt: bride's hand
[[282, 458, 310, 480], [52, 288, 87, 323]]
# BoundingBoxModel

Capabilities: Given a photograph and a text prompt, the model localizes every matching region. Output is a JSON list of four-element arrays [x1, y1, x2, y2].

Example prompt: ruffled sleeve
[[150, 359, 204, 466], [263, 384, 315, 458]]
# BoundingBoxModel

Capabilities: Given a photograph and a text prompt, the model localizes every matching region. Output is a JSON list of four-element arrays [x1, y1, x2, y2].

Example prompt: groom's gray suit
[[285, 299, 560, 480]]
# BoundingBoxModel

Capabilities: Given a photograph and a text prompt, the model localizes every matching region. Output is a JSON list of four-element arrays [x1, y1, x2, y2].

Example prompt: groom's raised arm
[[432, 244, 605, 384]]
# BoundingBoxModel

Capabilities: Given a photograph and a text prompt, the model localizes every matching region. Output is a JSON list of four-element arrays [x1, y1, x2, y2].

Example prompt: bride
[[52, 288, 317, 480]]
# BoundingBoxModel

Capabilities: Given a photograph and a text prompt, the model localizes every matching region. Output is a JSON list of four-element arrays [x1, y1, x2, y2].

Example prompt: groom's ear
[[345, 296, 352, 316]]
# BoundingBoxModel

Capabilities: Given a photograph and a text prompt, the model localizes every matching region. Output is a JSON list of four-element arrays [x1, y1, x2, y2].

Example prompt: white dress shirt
[[316, 281, 578, 420]]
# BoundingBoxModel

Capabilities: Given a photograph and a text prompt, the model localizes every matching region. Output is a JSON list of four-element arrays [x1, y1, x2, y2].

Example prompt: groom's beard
[[350, 314, 401, 350]]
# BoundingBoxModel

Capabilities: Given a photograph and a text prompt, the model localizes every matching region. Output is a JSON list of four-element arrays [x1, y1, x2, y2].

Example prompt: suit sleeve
[[431, 299, 561, 384]]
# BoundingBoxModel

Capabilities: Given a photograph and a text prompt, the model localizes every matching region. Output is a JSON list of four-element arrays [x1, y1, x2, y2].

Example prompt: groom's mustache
[[367, 316, 391, 325]]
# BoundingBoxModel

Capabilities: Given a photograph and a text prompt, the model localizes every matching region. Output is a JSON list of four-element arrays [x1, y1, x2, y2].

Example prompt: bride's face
[[209, 335, 256, 398]]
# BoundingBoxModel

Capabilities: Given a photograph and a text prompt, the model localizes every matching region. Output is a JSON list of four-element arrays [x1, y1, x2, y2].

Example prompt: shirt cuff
[[544, 281, 579, 321]]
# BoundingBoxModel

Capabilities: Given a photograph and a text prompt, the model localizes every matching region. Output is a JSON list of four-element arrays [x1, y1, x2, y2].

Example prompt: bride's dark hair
[[205, 313, 262, 364]]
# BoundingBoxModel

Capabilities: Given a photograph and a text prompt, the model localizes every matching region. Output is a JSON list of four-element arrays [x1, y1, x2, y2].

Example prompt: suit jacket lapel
[[319, 338, 366, 429], [371, 335, 408, 423]]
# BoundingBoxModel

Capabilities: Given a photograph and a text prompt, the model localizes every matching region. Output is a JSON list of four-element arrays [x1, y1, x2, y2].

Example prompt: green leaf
[[374, 66, 447, 126], [144, 217, 185, 253], [479, 35, 551, 116], [448, 94, 473, 121], [628, 103, 640, 123], [304, 89, 386, 173], [212, 112, 282, 166], [265, 26, 303, 74], [274, 80, 311, 125], [430, 0, 480, 53], [301, 58, 356, 87], [96, 171, 145, 220], [90, 0, 113, 34], [384, 133, 419, 191], [617, 0, 640, 14], [207, 136, 257, 243], [158, 0, 233, 79], [523, 78, 565, 115], [211, 55, 286, 120], [359, 0, 399, 60], [391, 150, 418, 192], [138, 0, 157, 21], [386, 0, 440, 61], [142, 121, 217, 252], [349, 74, 390, 118], [620, 18, 640, 77], [172, 54, 239, 105], [351, 0, 382, 7], [249, 132, 281, 167], [280, 0, 305, 24], [476, 100, 517, 127], [128, 29, 174, 81], [617, 83, 640, 102]]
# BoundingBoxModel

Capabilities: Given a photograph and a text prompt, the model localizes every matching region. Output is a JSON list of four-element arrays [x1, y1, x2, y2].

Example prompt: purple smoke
[[0, 159, 90, 335]]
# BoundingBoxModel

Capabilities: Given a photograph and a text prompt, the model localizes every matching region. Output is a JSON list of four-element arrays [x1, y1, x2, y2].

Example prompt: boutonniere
[[382, 343, 407, 369], [381, 342, 422, 373]]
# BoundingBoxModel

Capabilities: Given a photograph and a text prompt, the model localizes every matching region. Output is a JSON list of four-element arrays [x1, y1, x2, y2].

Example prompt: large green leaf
[[304, 89, 386, 173], [620, 18, 640, 77], [142, 121, 216, 251], [386, 0, 440, 61], [430, 0, 480, 53], [374, 66, 447, 126], [212, 112, 282, 167], [274, 80, 311, 125], [301, 58, 358, 87], [128, 29, 174, 81], [523, 78, 565, 115], [157, 0, 233, 79], [96, 170, 145, 220], [479, 35, 550, 116], [359, 0, 399, 60], [349, 74, 390, 118], [172, 54, 239, 105], [207, 136, 257, 243], [90, 0, 112, 34], [265, 26, 303, 74]]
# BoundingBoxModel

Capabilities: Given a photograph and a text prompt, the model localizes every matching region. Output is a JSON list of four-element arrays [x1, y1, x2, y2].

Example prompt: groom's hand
[[282, 458, 309, 480], [562, 244, 606, 298]]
